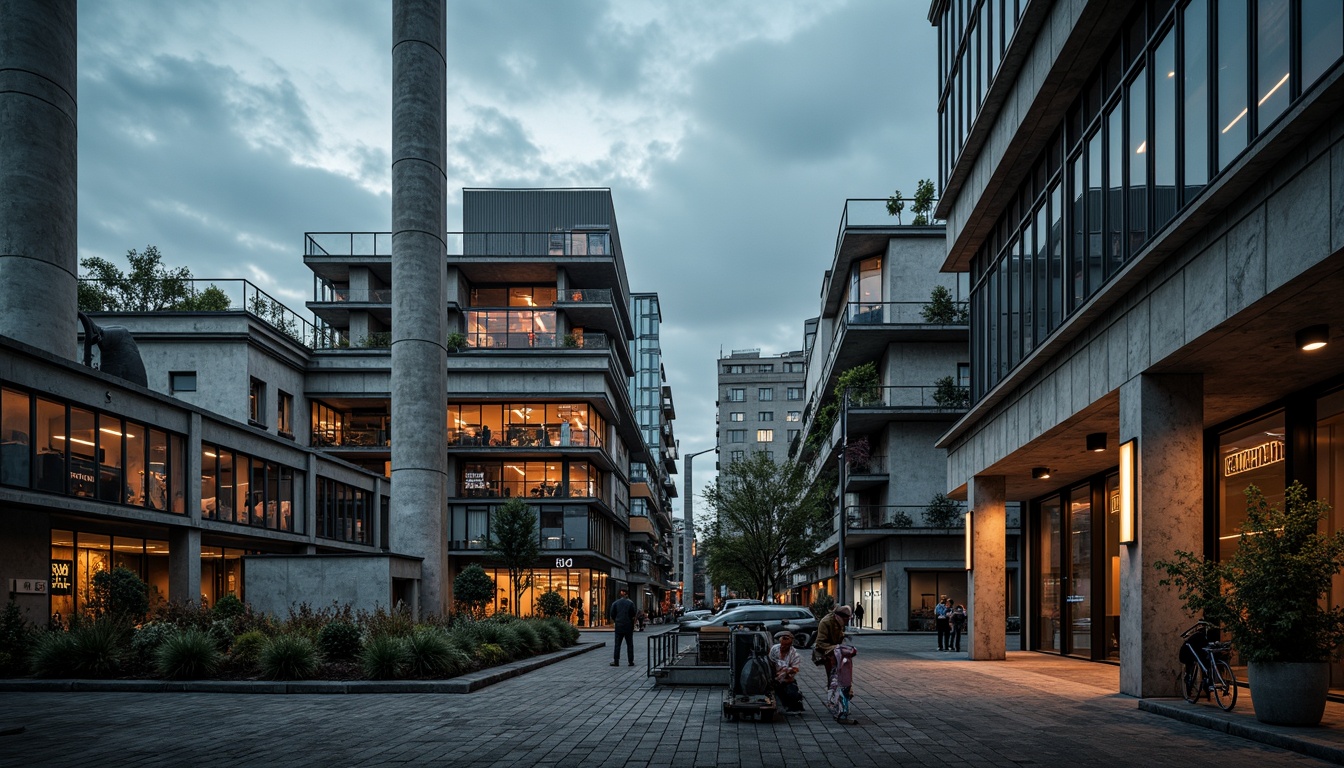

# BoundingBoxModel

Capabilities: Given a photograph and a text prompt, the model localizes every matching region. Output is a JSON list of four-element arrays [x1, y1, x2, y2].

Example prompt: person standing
[[853, 603, 865, 629], [814, 604, 852, 681], [950, 603, 968, 652], [609, 589, 637, 666], [934, 595, 951, 651], [769, 631, 805, 714]]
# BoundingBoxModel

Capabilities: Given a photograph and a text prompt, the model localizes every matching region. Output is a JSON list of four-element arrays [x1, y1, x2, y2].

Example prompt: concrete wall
[[886, 237, 960, 303], [243, 555, 409, 616], [0, 510, 52, 624], [885, 421, 956, 507]]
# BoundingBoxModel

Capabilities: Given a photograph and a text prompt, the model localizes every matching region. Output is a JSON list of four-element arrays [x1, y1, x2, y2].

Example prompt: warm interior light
[[1297, 324, 1329, 351], [53, 435, 96, 447], [1119, 439, 1137, 544], [964, 510, 973, 571], [1222, 107, 1248, 134], [1086, 432, 1107, 452], [1032, 466, 1051, 480], [1135, 141, 1146, 154]]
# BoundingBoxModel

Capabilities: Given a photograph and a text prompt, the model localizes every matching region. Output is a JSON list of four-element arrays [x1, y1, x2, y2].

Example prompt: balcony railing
[[847, 385, 971, 410], [79, 278, 346, 350], [457, 479, 602, 500], [316, 284, 392, 304], [846, 454, 887, 474], [556, 287, 613, 304], [464, 329, 610, 351], [843, 301, 969, 326], [830, 504, 1022, 531], [448, 426, 603, 449], [305, 231, 614, 259], [311, 426, 389, 448]]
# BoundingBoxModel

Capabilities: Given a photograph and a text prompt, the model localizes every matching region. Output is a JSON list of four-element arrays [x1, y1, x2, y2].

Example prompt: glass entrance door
[[1066, 483, 1093, 658], [1036, 496, 1062, 652]]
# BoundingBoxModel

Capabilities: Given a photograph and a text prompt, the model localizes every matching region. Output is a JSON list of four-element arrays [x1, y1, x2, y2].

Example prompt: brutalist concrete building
[[930, 0, 1344, 698]]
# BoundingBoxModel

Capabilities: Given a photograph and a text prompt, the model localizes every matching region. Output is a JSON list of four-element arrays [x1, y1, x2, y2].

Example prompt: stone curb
[[1139, 699, 1344, 765], [0, 641, 605, 696]]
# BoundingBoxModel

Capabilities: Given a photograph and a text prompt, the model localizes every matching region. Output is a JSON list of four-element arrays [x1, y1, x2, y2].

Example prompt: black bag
[[811, 646, 826, 666]]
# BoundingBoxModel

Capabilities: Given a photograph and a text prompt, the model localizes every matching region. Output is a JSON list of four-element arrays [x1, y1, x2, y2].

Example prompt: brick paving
[[0, 631, 1336, 767]]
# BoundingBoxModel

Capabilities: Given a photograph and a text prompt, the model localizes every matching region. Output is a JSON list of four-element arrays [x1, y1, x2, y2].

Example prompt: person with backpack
[[950, 603, 968, 652]]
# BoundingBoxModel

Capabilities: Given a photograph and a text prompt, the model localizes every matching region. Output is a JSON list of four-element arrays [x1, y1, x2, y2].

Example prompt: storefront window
[[1218, 412, 1286, 560], [1104, 473, 1121, 660], [1038, 496, 1062, 652], [1068, 484, 1093, 658]]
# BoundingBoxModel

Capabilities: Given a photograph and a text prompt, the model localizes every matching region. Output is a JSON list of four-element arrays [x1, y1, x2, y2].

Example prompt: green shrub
[[149, 600, 213, 631], [810, 591, 836, 622], [405, 629, 462, 677], [130, 622, 177, 665], [360, 634, 409, 680], [212, 594, 246, 621], [0, 600, 36, 676], [544, 617, 580, 646], [89, 567, 149, 625], [318, 620, 363, 662], [512, 621, 543, 655], [531, 621, 561, 653], [230, 630, 268, 667], [535, 590, 570, 619], [357, 604, 416, 639], [259, 634, 320, 680], [31, 621, 126, 678], [474, 621, 524, 659], [155, 629, 222, 680], [282, 602, 355, 639], [453, 565, 496, 619], [475, 642, 508, 666], [207, 619, 235, 652]]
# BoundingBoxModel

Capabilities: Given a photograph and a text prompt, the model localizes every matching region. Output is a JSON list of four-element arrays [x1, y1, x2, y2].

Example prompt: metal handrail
[[304, 231, 616, 259], [843, 301, 969, 326], [79, 277, 346, 350]]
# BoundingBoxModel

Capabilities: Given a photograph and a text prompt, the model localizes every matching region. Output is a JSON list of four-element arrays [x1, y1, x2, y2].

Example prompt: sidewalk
[[0, 632, 1341, 766]]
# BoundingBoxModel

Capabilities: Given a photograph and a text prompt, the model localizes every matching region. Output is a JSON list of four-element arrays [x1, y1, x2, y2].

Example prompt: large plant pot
[[1248, 661, 1329, 726]]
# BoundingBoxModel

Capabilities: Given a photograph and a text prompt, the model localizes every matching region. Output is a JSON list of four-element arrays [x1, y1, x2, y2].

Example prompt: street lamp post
[[683, 446, 717, 609]]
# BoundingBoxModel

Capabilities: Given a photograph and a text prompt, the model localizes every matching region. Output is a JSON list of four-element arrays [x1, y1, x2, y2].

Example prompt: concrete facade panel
[[1226, 207, 1267, 315], [1147, 275, 1185, 364], [1266, 155, 1332, 293], [1126, 297, 1151, 378], [1183, 241, 1227, 344]]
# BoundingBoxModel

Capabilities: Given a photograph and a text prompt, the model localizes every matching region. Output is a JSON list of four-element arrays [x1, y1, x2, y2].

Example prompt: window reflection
[[1256, 0, 1290, 128], [1217, 0, 1249, 169]]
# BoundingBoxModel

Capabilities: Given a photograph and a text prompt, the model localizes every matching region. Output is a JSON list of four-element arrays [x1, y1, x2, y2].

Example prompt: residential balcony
[[814, 301, 967, 399], [845, 454, 888, 492], [815, 504, 1022, 551], [553, 287, 629, 346], [307, 281, 392, 327]]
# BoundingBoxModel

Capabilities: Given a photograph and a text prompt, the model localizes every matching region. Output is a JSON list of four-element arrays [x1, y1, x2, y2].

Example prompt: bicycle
[[1178, 620, 1237, 711]]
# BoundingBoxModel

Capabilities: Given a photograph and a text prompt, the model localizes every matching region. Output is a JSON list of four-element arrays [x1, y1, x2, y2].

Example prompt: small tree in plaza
[[536, 590, 571, 620], [453, 564, 496, 619], [487, 498, 540, 616]]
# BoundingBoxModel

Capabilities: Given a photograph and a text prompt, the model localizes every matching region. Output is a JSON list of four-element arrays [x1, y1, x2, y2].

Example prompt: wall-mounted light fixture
[[1119, 438, 1137, 544], [1297, 324, 1329, 352], [1086, 432, 1107, 452], [964, 509, 973, 571], [1032, 466, 1051, 480]]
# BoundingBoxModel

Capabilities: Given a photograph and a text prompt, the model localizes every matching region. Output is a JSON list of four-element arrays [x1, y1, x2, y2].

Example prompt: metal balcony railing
[[843, 301, 969, 326], [79, 278, 346, 350], [316, 284, 392, 304], [464, 329, 610, 351], [847, 385, 971, 410], [447, 425, 604, 449], [556, 287, 613, 304], [305, 231, 614, 259], [846, 454, 887, 474]]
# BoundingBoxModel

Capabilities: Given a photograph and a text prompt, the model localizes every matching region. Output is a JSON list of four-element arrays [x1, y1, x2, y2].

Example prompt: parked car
[[717, 598, 763, 613], [677, 609, 713, 625], [681, 605, 818, 647]]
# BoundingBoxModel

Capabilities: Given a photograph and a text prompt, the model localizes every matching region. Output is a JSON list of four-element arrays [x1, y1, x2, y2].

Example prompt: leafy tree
[[78, 245, 229, 313], [810, 589, 836, 620], [885, 190, 905, 223], [536, 590, 571, 619], [924, 493, 965, 529], [921, 285, 968, 324], [701, 452, 831, 601], [453, 564, 496, 619], [911, 178, 936, 225], [89, 566, 150, 624], [836, 362, 880, 406], [932, 375, 970, 408], [487, 498, 540, 616]]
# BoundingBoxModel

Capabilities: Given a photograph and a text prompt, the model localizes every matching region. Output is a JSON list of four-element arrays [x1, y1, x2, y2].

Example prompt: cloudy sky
[[76, 0, 939, 517]]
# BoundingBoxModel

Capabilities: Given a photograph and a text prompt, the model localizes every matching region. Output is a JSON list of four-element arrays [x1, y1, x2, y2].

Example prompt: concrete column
[[1119, 373, 1203, 697], [169, 527, 202, 605], [390, 0, 448, 617], [0, 1, 78, 359], [968, 474, 1006, 660]]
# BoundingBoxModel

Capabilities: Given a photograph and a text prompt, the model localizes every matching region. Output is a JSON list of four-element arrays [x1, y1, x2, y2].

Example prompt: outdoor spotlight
[[1297, 324, 1329, 352], [1032, 467, 1051, 480], [1086, 432, 1107, 452]]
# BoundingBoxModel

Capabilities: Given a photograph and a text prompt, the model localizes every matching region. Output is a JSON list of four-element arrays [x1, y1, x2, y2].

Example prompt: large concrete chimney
[[390, 0, 449, 616], [0, 1, 78, 359]]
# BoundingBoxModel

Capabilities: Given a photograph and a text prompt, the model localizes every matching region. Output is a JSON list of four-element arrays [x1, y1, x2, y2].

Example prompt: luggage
[[722, 628, 777, 722]]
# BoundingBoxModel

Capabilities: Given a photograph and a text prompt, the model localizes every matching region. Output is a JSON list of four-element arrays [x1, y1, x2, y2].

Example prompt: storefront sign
[[1223, 440, 1284, 477], [554, 557, 573, 568], [50, 560, 72, 594], [464, 471, 486, 490], [9, 579, 48, 595]]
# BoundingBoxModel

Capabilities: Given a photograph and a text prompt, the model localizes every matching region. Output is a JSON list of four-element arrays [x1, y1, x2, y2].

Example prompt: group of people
[[933, 595, 968, 652]]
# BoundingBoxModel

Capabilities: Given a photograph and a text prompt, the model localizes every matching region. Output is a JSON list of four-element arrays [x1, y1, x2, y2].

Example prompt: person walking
[[814, 604, 852, 683], [950, 603, 968, 652], [853, 603, 865, 629], [768, 630, 805, 714], [934, 595, 951, 651], [609, 589, 637, 666]]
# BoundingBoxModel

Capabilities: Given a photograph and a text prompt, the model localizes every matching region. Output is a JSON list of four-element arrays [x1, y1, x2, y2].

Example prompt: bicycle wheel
[[1212, 659, 1238, 711], [1181, 665, 1200, 703]]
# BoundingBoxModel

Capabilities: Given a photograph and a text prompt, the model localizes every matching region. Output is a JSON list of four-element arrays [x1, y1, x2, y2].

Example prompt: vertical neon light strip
[[1119, 439, 1137, 544], [965, 510, 974, 570]]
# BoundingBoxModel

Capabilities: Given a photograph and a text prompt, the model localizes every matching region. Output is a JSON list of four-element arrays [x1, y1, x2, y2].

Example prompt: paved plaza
[[1, 631, 1340, 767]]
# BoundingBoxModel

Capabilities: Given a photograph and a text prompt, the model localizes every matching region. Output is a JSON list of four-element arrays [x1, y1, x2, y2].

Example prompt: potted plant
[[446, 331, 466, 352], [561, 333, 579, 348], [1156, 482, 1344, 725]]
